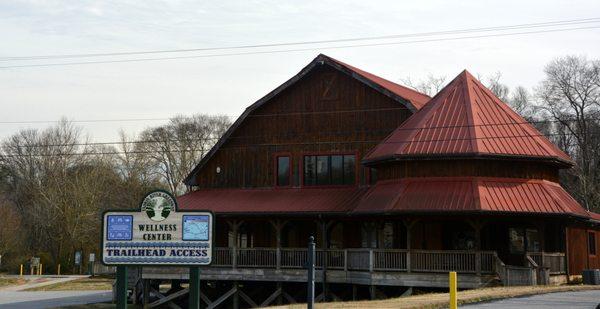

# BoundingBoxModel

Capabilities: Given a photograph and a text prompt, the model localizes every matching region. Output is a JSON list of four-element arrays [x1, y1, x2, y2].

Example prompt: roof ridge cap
[[473, 76, 573, 163], [462, 71, 481, 153]]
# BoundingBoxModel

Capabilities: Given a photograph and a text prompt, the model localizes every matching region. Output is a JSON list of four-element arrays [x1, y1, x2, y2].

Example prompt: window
[[276, 156, 290, 186], [303, 154, 356, 186], [526, 229, 541, 252], [509, 228, 525, 254], [361, 223, 377, 248], [589, 232, 597, 255], [369, 168, 378, 185]]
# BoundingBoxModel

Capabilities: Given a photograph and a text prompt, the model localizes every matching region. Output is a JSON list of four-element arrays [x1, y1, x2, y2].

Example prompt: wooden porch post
[[319, 219, 334, 302], [403, 219, 417, 273], [270, 220, 287, 270], [467, 219, 484, 276], [228, 220, 243, 269], [537, 222, 546, 268]]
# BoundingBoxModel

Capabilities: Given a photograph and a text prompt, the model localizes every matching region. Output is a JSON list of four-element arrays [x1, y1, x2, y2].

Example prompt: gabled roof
[[183, 54, 430, 186], [326, 56, 430, 110], [364, 70, 573, 166], [354, 177, 589, 218]]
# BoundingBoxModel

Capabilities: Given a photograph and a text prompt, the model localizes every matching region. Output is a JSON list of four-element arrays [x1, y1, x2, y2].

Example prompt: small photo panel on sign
[[182, 215, 210, 241], [107, 215, 133, 241]]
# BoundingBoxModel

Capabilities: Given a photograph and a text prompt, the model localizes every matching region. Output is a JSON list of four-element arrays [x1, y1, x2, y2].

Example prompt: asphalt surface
[[465, 290, 600, 308], [0, 290, 112, 308]]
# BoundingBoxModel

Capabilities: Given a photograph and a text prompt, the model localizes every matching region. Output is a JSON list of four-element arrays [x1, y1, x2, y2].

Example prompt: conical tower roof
[[364, 70, 572, 166]]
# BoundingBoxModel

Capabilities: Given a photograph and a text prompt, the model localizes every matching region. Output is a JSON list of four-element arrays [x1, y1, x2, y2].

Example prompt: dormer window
[[303, 154, 356, 186]]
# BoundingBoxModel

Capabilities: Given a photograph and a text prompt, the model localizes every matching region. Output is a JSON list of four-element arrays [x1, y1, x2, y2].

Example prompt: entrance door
[[507, 227, 540, 265]]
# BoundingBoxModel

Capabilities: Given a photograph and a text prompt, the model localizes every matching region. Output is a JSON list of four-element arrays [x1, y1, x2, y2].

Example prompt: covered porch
[[144, 215, 568, 289], [211, 215, 567, 273]]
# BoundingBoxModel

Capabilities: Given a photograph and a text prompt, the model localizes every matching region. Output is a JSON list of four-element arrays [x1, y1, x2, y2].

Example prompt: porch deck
[[141, 248, 566, 288]]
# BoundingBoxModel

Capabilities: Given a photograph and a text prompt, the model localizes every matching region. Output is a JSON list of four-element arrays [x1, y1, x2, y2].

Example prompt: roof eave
[[362, 153, 574, 168]]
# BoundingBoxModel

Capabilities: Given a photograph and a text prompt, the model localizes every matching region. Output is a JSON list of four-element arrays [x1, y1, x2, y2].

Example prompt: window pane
[[303, 156, 316, 185], [370, 168, 378, 185], [277, 156, 290, 186], [526, 229, 540, 252], [343, 155, 356, 185], [331, 155, 343, 185], [316, 155, 330, 185], [381, 222, 395, 249], [509, 228, 525, 254], [590, 232, 597, 255]]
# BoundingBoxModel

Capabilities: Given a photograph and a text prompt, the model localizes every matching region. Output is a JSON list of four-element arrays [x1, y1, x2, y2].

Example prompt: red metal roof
[[364, 70, 573, 165], [178, 187, 366, 214], [355, 177, 589, 217], [589, 211, 600, 223], [327, 56, 430, 110], [177, 177, 590, 219]]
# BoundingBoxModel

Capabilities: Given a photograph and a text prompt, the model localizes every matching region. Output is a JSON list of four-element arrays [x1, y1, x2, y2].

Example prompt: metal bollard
[[449, 271, 457, 309]]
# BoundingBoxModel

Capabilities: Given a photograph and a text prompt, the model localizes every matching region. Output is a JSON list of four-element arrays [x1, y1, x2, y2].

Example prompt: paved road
[[0, 290, 112, 308], [465, 290, 600, 308]]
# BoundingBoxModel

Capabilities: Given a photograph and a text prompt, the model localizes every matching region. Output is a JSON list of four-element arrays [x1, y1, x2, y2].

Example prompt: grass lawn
[[0, 277, 26, 288], [26, 277, 113, 291], [270, 285, 600, 309]]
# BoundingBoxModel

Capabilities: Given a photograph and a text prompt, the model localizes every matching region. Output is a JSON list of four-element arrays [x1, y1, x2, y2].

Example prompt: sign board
[[31, 257, 40, 267], [74, 251, 81, 265], [101, 190, 213, 266], [89, 253, 95, 262]]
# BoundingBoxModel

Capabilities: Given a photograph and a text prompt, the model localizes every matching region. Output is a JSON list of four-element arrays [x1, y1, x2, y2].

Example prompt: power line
[[1, 17, 598, 61], [0, 130, 596, 157], [2, 25, 600, 69], [2, 116, 599, 149], [0, 107, 415, 124], [0, 106, 597, 125]]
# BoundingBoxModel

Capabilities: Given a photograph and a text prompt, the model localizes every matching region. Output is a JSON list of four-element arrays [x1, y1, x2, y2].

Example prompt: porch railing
[[495, 254, 537, 286], [525, 252, 566, 274], [211, 247, 496, 274]]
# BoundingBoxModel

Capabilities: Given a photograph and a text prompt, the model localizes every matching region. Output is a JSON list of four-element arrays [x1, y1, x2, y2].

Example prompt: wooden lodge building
[[143, 54, 600, 307]]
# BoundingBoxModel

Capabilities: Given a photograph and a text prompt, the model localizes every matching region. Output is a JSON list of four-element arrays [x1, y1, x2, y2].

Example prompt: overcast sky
[[1, 0, 599, 142]]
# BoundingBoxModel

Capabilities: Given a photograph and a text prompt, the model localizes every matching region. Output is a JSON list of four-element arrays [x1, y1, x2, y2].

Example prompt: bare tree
[[0, 120, 156, 271], [485, 72, 511, 103], [401, 74, 447, 97], [536, 55, 600, 211], [138, 114, 230, 194]]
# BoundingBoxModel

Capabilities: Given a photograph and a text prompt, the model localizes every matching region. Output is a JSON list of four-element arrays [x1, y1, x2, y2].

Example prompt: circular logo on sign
[[140, 190, 176, 222]]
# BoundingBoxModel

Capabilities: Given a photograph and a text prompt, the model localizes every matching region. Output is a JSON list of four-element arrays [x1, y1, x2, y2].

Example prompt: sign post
[[88, 253, 95, 276], [74, 251, 82, 274], [116, 266, 128, 308], [101, 190, 213, 308], [189, 266, 201, 309]]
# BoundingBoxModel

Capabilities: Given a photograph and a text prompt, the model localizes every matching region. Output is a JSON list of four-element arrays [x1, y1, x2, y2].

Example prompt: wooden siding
[[567, 226, 600, 275], [376, 160, 560, 182], [194, 65, 413, 188]]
